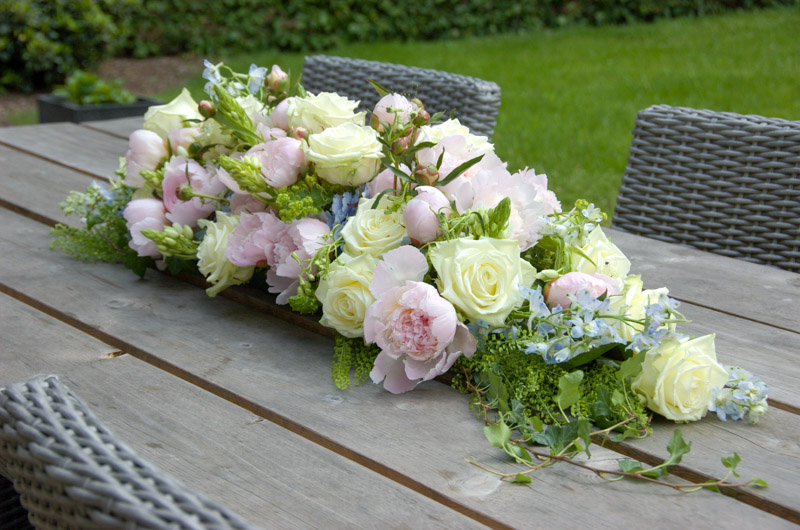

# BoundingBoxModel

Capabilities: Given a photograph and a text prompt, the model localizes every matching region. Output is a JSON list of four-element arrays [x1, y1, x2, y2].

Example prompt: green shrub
[[53, 70, 136, 105], [113, 0, 798, 57], [0, 0, 126, 92]]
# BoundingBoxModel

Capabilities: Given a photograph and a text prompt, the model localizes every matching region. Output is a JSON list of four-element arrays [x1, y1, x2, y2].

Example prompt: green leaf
[[562, 343, 619, 370], [485, 370, 510, 414], [436, 154, 485, 186], [543, 420, 580, 454], [750, 477, 768, 488], [484, 421, 511, 449], [532, 416, 544, 433], [555, 370, 584, 411], [664, 429, 692, 467], [511, 473, 532, 484], [387, 165, 414, 183], [505, 442, 532, 464], [367, 78, 390, 98], [721, 453, 741, 477], [618, 459, 644, 473], [576, 417, 592, 458], [617, 352, 645, 382]]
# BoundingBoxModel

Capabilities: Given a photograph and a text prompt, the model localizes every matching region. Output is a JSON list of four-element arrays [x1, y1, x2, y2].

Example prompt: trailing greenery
[[331, 335, 380, 390], [53, 70, 136, 105], [49, 179, 152, 277], [0, 0, 131, 92]]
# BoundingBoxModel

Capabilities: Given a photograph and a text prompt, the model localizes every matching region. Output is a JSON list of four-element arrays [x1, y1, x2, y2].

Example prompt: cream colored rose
[[607, 275, 670, 342], [197, 212, 254, 297], [416, 118, 493, 152], [316, 253, 378, 338], [289, 92, 366, 133], [631, 334, 728, 422], [571, 226, 631, 279], [143, 88, 202, 140], [341, 197, 406, 258], [304, 123, 383, 186], [429, 237, 536, 326]]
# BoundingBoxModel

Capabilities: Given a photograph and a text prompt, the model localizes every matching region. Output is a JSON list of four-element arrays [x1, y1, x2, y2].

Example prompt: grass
[[25, 7, 800, 218]]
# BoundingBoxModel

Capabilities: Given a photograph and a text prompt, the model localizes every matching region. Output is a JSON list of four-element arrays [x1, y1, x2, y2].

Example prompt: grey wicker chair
[[613, 104, 800, 271], [0, 375, 250, 529], [301, 55, 502, 138]]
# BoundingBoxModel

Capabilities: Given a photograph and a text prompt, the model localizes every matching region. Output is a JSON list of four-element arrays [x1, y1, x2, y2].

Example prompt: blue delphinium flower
[[326, 187, 363, 240], [247, 64, 268, 95], [708, 365, 769, 423]]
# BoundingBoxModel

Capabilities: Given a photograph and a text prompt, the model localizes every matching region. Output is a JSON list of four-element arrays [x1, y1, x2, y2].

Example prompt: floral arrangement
[[51, 61, 769, 490]]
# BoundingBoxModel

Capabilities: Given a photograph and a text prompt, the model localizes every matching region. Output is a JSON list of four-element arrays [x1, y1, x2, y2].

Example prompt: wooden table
[[1, 117, 799, 529]]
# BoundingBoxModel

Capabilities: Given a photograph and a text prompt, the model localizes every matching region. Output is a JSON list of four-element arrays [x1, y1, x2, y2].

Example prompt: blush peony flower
[[230, 193, 268, 215], [515, 168, 561, 215], [544, 271, 622, 309], [168, 126, 202, 156], [415, 134, 503, 199], [265, 217, 330, 304], [225, 210, 284, 268], [365, 166, 411, 198], [270, 97, 292, 131], [245, 136, 306, 188], [403, 186, 450, 245], [125, 129, 168, 188], [364, 246, 477, 393], [161, 157, 227, 227], [371, 93, 417, 133], [196, 212, 254, 297], [123, 198, 168, 258]]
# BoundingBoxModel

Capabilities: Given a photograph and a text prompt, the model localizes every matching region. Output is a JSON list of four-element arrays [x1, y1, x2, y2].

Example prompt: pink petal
[[370, 351, 418, 394], [370, 245, 429, 298]]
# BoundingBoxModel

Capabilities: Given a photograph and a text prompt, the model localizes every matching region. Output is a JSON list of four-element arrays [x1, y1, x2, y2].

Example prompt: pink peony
[[371, 93, 417, 133], [403, 186, 450, 245], [545, 272, 622, 309], [161, 157, 227, 227], [230, 193, 268, 215], [270, 97, 292, 130], [123, 198, 168, 258], [226, 211, 329, 303], [245, 136, 306, 188], [415, 135, 503, 199], [365, 166, 410, 198], [365, 246, 477, 393], [125, 129, 168, 188], [515, 168, 561, 215]]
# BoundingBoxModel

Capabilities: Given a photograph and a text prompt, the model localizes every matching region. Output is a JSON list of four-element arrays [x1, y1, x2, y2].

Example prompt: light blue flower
[[247, 64, 268, 95]]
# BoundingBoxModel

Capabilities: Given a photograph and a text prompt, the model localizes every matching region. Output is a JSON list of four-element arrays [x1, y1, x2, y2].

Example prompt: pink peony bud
[[125, 129, 168, 188], [391, 137, 408, 156], [123, 198, 168, 258], [245, 136, 307, 188], [168, 126, 201, 156], [270, 97, 291, 130], [403, 186, 450, 245], [545, 272, 622, 309], [413, 163, 438, 186], [291, 126, 309, 141], [371, 93, 417, 133], [198, 100, 215, 118], [266, 65, 289, 92]]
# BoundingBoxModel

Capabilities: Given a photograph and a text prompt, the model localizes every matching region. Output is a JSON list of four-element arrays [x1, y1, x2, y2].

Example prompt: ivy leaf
[[555, 370, 584, 411], [511, 473, 532, 484], [721, 453, 741, 477], [591, 384, 615, 428], [164, 256, 199, 276], [484, 421, 511, 449], [750, 477, 768, 488], [576, 417, 592, 458], [562, 343, 619, 370], [532, 416, 544, 433], [618, 459, 644, 473], [617, 352, 645, 382], [543, 420, 580, 454], [664, 429, 692, 467], [484, 370, 510, 414], [505, 442, 532, 464]]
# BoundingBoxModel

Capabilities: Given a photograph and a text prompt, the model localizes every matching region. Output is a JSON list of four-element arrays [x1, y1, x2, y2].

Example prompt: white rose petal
[[289, 92, 366, 133], [143, 88, 202, 140], [305, 122, 384, 186], [341, 196, 406, 258]]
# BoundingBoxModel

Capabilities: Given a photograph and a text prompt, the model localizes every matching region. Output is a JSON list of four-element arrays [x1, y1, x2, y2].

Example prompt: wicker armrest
[[302, 55, 502, 138], [0, 375, 250, 530]]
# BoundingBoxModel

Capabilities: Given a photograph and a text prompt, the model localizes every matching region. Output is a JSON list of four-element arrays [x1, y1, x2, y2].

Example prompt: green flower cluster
[[331, 335, 380, 390]]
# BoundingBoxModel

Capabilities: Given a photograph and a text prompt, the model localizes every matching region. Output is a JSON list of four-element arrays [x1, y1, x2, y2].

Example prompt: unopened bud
[[391, 137, 408, 156], [413, 163, 439, 186], [370, 113, 384, 133], [188, 142, 203, 157], [292, 127, 309, 141], [198, 100, 215, 118], [266, 65, 289, 92], [411, 98, 425, 111], [178, 184, 194, 201], [413, 109, 430, 127]]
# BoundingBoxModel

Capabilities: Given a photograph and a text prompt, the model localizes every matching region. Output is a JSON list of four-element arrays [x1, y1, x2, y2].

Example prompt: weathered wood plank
[[0, 122, 127, 179], [81, 116, 143, 139], [0, 208, 791, 527], [609, 228, 800, 334], [0, 145, 98, 226], [0, 294, 482, 529]]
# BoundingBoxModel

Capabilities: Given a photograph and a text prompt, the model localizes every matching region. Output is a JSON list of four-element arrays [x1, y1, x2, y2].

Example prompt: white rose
[[571, 226, 631, 279], [316, 253, 378, 338], [416, 118, 493, 152], [143, 88, 202, 140], [197, 212, 254, 297], [305, 123, 383, 186], [607, 275, 670, 342], [341, 196, 406, 258], [428, 237, 536, 326], [289, 92, 366, 133], [631, 334, 728, 422]]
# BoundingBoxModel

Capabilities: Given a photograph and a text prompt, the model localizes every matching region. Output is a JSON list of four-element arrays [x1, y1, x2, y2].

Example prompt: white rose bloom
[[632, 334, 728, 422], [143, 88, 202, 140], [197, 212, 254, 297], [417, 118, 493, 152], [607, 275, 670, 342], [428, 237, 537, 326], [570, 226, 631, 279], [288, 92, 366, 133], [237, 94, 269, 128], [316, 253, 378, 338], [305, 123, 383, 186], [341, 196, 406, 258]]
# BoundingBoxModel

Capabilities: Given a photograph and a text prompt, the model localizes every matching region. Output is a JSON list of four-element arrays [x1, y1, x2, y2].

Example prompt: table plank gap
[[80, 116, 143, 139], [0, 207, 794, 528]]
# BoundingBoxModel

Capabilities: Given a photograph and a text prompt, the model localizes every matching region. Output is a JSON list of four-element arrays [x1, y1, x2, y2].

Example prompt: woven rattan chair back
[[613, 104, 800, 271], [301, 55, 502, 138], [0, 376, 249, 529]]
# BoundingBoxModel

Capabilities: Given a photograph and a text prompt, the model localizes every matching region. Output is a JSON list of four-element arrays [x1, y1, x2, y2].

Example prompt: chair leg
[[0, 474, 34, 530]]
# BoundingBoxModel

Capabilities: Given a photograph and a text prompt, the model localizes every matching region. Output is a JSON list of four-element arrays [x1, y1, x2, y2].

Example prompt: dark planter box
[[37, 94, 160, 124]]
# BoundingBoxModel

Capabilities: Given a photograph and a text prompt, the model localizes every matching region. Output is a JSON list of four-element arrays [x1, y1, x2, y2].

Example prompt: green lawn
[[158, 7, 800, 216]]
